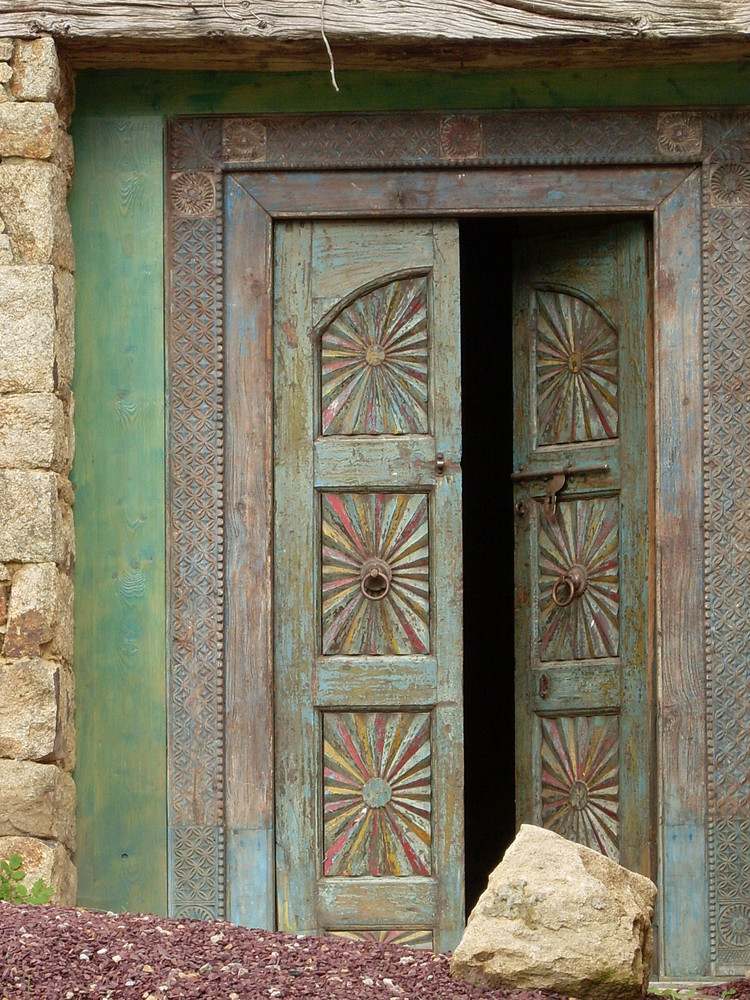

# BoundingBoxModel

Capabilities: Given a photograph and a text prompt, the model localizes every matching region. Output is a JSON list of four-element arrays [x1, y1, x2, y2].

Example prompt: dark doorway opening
[[460, 218, 518, 914]]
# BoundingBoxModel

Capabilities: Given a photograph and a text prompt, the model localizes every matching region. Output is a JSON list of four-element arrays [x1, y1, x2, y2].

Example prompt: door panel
[[274, 220, 464, 950], [513, 221, 651, 874]]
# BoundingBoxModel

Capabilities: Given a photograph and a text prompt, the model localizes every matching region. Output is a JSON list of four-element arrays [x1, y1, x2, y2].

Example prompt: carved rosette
[[710, 163, 750, 207], [658, 112, 703, 155], [222, 118, 267, 163], [170, 171, 216, 217], [439, 115, 483, 159]]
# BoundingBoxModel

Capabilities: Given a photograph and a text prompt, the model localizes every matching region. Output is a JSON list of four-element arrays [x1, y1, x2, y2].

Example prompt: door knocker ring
[[360, 558, 393, 601], [551, 564, 588, 607]]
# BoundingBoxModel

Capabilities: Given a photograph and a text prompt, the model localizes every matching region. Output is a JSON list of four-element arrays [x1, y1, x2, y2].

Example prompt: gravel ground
[[1, 903, 748, 1000]]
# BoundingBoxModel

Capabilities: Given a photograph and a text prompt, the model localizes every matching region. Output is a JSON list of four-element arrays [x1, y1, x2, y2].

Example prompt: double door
[[272, 216, 649, 950]]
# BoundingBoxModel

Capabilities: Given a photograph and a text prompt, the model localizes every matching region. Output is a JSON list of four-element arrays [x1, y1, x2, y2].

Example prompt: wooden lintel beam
[[0, 0, 748, 47]]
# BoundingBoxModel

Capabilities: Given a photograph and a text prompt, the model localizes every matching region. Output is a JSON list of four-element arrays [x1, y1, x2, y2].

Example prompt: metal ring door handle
[[551, 564, 588, 607]]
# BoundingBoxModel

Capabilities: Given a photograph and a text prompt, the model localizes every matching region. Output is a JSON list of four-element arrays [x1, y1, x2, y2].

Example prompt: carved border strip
[[166, 149, 225, 920], [166, 110, 750, 971]]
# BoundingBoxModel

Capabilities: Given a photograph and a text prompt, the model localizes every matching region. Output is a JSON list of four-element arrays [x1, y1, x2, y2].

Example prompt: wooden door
[[274, 220, 464, 950], [512, 221, 651, 875]]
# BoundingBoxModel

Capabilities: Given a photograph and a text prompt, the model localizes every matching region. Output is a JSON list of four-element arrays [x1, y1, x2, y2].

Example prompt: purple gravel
[[1, 903, 747, 1000]]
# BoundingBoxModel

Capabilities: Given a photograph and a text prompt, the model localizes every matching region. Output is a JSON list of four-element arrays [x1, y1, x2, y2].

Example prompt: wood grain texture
[[653, 169, 708, 977], [235, 169, 690, 218], [4, 0, 748, 47], [70, 114, 167, 915], [273, 220, 318, 935], [224, 176, 275, 928]]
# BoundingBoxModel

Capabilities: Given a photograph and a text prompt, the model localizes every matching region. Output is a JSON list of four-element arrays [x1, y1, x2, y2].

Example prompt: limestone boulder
[[451, 825, 657, 1000]]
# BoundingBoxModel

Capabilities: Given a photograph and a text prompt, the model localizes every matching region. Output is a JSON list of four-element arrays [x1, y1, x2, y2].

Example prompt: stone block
[[54, 269, 76, 387], [4, 563, 73, 664], [0, 836, 76, 906], [51, 126, 74, 193], [0, 101, 57, 159], [0, 231, 11, 265], [451, 825, 657, 1000], [0, 264, 56, 393], [0, 161, 74, 269], [0, 760, 75, 850], [0, 39, 13, 62], [10, 37, 61, 104], [0, 62, 11, 84], [0, 393, 69, 471], [0, 470, 67, 563], [0, 658, 74, 765]]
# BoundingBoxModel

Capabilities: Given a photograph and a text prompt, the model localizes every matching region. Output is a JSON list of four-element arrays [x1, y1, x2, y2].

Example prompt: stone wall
[[0, 36, 76, 905]]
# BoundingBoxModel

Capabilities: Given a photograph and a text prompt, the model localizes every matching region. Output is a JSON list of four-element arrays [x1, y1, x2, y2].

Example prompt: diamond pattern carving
[[167, 168, 225, 918]]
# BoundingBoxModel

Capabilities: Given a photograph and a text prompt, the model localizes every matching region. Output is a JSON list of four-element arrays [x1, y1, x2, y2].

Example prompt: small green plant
[[0, 853, 54, 905]]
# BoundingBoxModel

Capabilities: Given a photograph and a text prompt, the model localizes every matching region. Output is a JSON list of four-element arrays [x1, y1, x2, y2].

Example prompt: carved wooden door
[[512, 221, 651, 875], [274, 220, 464, 950]]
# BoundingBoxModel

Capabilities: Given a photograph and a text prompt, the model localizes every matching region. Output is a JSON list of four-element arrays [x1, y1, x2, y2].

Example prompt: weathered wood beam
[[1, 0, 748, 44]]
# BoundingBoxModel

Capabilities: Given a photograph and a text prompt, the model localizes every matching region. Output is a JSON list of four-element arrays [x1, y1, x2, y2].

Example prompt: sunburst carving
[[321, 277, 428, 435], [328, 929, 433, 948], [541, 715, 620, 860], [323, 712, 432, 877], [539, 497, 619, 661], [322, 493, 429, 655], [535, 289, 618, 445]]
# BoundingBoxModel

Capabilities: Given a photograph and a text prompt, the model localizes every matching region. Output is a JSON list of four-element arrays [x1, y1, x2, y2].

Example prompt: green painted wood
[[273, 218, 463, 950], [69, 115, 168, 914], [512, 220, 650, 874], [73, 62, 750, 117]]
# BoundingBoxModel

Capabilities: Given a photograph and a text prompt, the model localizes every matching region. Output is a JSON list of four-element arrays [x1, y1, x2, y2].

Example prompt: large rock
[[451, 825, 657, 1000]]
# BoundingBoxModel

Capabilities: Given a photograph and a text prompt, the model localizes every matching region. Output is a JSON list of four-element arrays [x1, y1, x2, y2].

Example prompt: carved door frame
[[165, 110, 750, 977]]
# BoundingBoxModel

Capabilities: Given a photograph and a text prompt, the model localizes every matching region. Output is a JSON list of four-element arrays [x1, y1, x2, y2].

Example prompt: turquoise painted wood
[[273, 219, 464, 950], [69, 115, 168, 914], [512, 221, 650, 875]]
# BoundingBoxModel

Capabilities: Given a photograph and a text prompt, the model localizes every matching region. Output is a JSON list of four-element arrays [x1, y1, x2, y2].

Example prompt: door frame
[[165, 109, 738, 975]]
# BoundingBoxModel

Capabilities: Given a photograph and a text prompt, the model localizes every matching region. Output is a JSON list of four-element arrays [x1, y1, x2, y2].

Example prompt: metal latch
[[511, 464, 610, 519]]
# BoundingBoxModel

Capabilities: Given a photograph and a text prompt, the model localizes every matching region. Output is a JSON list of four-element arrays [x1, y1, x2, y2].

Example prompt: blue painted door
[[512, 221, 652, 875], [273, 220, 464, 950]]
